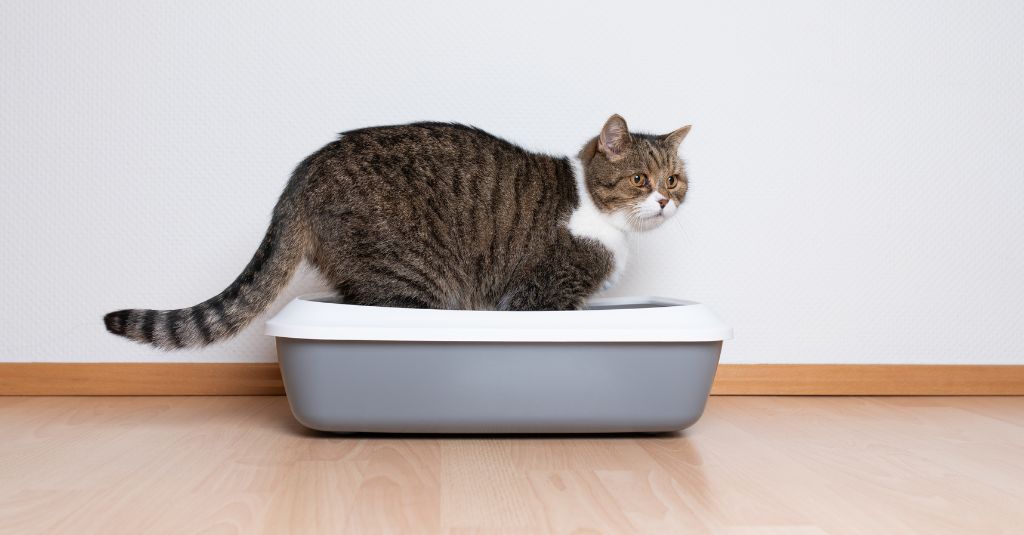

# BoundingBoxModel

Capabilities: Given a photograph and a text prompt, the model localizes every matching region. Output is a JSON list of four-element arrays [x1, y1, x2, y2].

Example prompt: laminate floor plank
[[0, 396, 1022, 534]]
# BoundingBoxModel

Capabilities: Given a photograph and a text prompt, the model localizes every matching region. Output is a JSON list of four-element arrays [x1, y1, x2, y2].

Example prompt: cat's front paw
[[599, 273, 621, 292]]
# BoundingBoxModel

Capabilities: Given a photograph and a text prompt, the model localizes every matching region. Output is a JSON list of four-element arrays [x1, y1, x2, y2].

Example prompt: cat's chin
[[631, 214, 670, 232]]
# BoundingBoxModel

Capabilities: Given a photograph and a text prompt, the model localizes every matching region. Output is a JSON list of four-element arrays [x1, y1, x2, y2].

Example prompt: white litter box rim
[[265, 293, 733, 343]]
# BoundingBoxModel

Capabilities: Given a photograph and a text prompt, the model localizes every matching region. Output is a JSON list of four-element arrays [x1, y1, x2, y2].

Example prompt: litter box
[[266, 294, 732, 434]]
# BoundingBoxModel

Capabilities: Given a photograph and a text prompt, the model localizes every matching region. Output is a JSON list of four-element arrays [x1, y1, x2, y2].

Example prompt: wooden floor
[[1, 397, 1022, 534]]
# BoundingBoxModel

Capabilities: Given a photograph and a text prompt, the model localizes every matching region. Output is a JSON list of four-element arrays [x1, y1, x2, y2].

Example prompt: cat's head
[[579, 114, 691, 231]]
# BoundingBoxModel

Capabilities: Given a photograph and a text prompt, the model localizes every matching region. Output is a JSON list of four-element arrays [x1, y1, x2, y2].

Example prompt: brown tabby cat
[[104, 115, 691, 349]]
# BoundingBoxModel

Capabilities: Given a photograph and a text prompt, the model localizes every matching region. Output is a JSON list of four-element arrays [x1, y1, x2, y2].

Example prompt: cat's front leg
[[599, 269, 624, 292], [499, 275, 589, 311], [499, 236, 612, 311]]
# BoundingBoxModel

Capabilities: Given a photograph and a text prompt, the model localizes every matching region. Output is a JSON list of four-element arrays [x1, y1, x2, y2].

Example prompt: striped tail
[[104, 200, 307, 350]]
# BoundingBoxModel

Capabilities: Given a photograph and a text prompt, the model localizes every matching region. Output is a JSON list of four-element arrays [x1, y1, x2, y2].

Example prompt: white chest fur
[[566, 158, 629, 291]]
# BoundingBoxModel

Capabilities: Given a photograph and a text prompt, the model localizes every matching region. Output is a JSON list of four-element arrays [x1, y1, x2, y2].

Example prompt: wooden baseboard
[[0, 363, 1022, 396], [710, 364, 1024, 395], [0, 363, 284, 396]]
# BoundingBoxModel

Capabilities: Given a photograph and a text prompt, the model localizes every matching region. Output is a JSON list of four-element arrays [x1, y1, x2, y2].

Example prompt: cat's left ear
[[662, 125, 692, 150]]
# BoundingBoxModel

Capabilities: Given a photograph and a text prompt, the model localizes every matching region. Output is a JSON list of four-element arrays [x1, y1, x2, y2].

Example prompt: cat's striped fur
[[104, 115, 691, 349]]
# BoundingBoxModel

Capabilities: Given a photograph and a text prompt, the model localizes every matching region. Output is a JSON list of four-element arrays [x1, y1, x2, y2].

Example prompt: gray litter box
[[266, 294, 732, 434]]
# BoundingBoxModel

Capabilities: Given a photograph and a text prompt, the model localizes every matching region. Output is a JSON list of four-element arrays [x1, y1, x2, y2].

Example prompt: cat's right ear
[[598, 114, 631, 162]]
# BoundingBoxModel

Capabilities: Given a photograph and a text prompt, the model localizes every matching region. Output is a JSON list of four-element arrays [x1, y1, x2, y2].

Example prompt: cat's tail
[[103, 173, 310, 350]]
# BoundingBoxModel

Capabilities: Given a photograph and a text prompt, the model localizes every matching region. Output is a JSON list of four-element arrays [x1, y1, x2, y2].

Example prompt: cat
[[104, 114, 691, 349]]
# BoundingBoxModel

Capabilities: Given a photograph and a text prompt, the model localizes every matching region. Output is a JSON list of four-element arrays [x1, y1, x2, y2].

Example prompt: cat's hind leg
[[336, 289, 436, 309]]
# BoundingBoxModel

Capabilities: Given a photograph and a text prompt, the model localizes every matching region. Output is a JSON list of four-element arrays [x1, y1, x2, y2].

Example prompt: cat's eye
[[630, 174, 645, 187], [667, 175, 678, 188]]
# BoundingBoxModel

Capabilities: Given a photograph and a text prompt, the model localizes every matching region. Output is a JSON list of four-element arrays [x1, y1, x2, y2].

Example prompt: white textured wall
[[2, 1, 1023, 363]]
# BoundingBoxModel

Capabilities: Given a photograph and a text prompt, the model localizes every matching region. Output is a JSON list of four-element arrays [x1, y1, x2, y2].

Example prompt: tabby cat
[[104, 115, 691, 349]]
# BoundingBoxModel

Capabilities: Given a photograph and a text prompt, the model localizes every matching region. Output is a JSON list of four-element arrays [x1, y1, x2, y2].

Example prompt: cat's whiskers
[[626, 206, 643, 260], [671, 203, 693, 242]]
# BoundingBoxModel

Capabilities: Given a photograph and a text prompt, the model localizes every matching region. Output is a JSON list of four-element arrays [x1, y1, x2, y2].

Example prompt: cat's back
[[337, 121, 531, 161], [316, 121, 573, 213]]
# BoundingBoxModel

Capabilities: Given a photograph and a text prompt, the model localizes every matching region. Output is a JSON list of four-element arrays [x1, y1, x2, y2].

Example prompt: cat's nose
[[657, 198, 669, 208]]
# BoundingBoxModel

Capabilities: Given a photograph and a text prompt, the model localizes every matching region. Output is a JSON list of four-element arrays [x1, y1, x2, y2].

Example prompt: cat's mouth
[[631, 212, 668, 231]]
